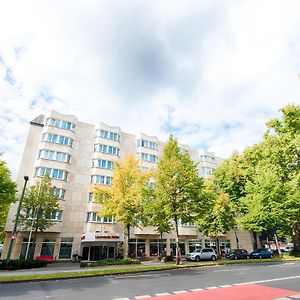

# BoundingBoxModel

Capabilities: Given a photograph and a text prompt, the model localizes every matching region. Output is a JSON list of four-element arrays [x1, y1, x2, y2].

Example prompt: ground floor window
[[189, 239, 202, 252], [59, 237, 73, 259], [81, 245, 116, 261], [129, 239, 146, 258], [20, 237, 35, 259], [41, 238, 55, 256], [170, 239, 186, 256], [205, 239, 217, 250], [220, 240, 231, 255], [149, 239, 167, 256]]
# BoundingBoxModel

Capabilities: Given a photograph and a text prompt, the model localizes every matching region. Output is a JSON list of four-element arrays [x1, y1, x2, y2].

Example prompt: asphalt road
[[1, 261, 300, 300]]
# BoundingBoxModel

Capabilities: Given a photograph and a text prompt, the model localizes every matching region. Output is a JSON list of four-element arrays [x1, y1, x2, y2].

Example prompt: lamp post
[[6, 176, 29, 260]]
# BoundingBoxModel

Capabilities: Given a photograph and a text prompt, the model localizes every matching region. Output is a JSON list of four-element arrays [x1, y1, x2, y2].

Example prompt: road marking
[[113, 298, 130, 300], [206, 286, 218, 289], [173, 290, 187, 294], [290, 294, 300, 299], [134, 296, 151, 299], [219, 285, 232, 288], [273, 298, 294, 300], [190, 288, 204, 292], [214, 268, 250, 272], [155, 293, 170, 296]]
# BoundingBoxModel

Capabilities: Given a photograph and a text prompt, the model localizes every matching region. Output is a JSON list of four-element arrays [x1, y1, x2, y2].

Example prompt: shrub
[[0, 259, 47, 270], [80, 258, 141, 267], [289, 249, 300, 257], [162, 255, 174, 262]]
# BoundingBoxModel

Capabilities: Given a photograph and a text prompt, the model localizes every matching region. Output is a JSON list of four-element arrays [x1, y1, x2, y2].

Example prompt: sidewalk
[[0, 260, 170, 277]]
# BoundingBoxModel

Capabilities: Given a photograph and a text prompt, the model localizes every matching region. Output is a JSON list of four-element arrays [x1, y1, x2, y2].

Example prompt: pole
[[6, 176, 29, 260]]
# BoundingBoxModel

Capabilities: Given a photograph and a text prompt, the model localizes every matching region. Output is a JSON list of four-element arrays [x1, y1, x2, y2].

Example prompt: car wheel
[[259, 254, 262, 259], [211, 255, 216, 261], [195, 256, 200, 262], [234, 256, 238, 260], [246, 255, 249, 259]]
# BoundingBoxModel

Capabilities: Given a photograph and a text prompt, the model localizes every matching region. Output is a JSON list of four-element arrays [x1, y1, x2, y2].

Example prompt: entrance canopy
[[81, 232, 124, 243]]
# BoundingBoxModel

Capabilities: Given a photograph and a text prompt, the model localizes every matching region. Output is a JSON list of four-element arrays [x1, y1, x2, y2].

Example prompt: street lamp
[[6, 176, 29, 260]]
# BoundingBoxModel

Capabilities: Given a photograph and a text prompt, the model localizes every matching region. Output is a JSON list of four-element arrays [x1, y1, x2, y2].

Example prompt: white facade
[[3, 110, 253, 260]]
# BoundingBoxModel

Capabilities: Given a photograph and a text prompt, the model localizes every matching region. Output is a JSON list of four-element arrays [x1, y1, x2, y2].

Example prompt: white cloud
[[0, 0, 300, 178]]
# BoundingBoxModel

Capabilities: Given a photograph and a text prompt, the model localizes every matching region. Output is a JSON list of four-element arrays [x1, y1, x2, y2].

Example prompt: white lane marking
[[134, 296, 151, 299], [173, 290, 188, 294], [233, 282, 250, 286], [113, 298, 130, 300], [273, 298, 293, 300], [235, 272, 246, 275], [232, 274, 300, 285], [190, 288, 204, 292], [155, 293, 170, 296], [214, 268, 250, 272], [206, 286, 218, 289], [219, 285, 232, 288], [290, 294, 300, 299]]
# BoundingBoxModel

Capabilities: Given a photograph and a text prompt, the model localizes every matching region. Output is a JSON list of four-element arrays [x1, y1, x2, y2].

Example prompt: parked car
[[249, 248, 273, 259], [225, 249, 249, 260], [186, 248, 217, 261]]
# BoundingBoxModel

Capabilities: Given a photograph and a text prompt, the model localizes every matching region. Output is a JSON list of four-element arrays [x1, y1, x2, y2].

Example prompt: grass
[[1, 256, 300, 283]]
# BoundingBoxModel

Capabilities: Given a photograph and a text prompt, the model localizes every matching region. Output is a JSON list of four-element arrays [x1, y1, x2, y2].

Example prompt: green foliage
[[0, 259, 47, 270], [19, 175, 60, 233], [154, 136, 206, 263], [93, 153, 151, 258], [0, 157, 17, 242], [214, 104, 300, 250], [93, 258, 141, 266]]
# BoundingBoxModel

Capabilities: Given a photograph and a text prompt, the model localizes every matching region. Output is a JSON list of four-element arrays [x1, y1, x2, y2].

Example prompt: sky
[[0, 0, 300, 179]]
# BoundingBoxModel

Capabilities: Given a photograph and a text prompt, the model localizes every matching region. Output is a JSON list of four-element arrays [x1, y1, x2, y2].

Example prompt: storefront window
[[129, 239, 146, 258], [41, 238, 55, 256], [20, 237, 35, 259], [170, 239, 186, 256], [59, 237, 73, 259], [149, 239, 167, 256], [189, 239, 202, 252]]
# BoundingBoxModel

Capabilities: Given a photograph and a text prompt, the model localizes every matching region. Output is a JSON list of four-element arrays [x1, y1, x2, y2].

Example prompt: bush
[[162, 255, 174, 262], [289, 249, 300, 257], [80, 258, 141, 267], [0, 259, 47, 270]]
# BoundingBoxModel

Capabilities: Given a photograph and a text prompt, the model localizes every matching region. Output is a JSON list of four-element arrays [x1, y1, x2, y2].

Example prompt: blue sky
[[0, 0, 300, 178]]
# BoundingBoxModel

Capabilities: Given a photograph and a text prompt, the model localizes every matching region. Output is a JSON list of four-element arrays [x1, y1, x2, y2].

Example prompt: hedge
[[80, 258, 141, 267], [0, 259, 47, 270]]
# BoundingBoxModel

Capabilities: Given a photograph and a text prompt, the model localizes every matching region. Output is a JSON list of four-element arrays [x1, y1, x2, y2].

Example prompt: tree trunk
[[292, 222, 300, 251], [174, 216, 181, 265], [252, 232, 258, 250], [124, 224, 130, 259], [216, 237, 221, 257], [159, 232, 163, 260], [274, 232, 282, 258], [234, 229, 239, 250]]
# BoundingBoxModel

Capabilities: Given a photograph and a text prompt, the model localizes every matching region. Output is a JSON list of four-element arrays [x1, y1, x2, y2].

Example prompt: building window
[[40, 238, 55, 256], [137, 139, 158, 150], [140, 153, 158, 163], [149, 239, 167, 256], [94, 144, 119, 156], [39, 149, 71, 163], [180, 219, 196, 227], [201, 167, 215, 175], [43, 133, 73, 147], [54, 188, 66, 200], [92, 159, 114, 170], [59, 237, 73, 259], [50, 211, 62, 221], [47, 118, 76, 132], [129, 239, 146, 258], [35, 167, 68, 181], [88, 192, 94, 202], [170, 239, 186, 256], [91, 175, 112, 185], [189, 239, 202, 252], [86, 212, 114, 223], [200, 155, 215, 163], [95, 129, 120, 142]]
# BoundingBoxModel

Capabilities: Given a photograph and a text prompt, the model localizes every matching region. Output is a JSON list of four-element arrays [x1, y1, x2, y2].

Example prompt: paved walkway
[[0, 260, 173, 277]]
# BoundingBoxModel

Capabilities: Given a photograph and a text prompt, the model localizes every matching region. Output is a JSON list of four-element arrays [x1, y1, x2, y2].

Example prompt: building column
[[166, 238, 171, 256], [53, 236, 61, 260], [145, 239, 150, 257]]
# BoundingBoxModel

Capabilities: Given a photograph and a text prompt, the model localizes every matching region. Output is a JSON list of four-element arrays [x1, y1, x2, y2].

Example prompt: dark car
[[225, 249, 249, 260], [249, 248, 273, 259]]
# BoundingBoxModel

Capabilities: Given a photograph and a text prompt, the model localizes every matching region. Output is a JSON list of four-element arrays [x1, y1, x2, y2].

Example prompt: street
[[1, 261, 300, 299]]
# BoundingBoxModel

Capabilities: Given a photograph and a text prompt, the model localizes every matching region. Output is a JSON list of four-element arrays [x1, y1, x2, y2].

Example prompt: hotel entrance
[[80, 232, 124, 261]]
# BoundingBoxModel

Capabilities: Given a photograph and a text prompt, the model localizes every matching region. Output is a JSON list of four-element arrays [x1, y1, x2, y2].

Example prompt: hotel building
[[3, 111, 253, 260]]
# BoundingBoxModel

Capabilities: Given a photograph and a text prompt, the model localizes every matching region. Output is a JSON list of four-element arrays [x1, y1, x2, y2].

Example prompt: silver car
[[186, 248, 217, 261]]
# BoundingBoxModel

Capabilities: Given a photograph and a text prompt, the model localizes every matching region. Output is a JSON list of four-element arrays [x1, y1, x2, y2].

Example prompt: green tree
[[0, 157, 17, 242], [19, 175, 60, 254], [93, 153, 150, 258], [197, 181, 235, 256], [154, 136, 205, 264]]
